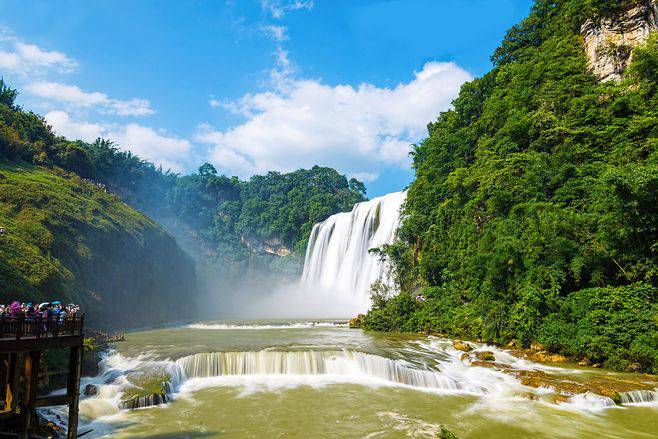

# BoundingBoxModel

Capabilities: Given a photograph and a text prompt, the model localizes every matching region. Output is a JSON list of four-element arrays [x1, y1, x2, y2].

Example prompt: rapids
[[45, 321, 658, 438]]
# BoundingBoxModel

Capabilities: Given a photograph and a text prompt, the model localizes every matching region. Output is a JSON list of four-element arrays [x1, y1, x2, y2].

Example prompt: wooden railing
[[0, 315, 84, 340]]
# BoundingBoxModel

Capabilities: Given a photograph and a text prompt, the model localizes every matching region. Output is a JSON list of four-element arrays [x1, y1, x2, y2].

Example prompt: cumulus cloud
[[107, 124, 193, 172], [45, 111, 192, 172], [26, 82, 154, 117], [0, 37, 76, 74], [45, 111, 105, 141], [197, 61, 471, 180], [260, 0, 313, 18]]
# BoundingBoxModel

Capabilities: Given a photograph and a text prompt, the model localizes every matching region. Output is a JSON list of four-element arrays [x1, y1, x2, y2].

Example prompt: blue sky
[[0, 0, 533, 196]]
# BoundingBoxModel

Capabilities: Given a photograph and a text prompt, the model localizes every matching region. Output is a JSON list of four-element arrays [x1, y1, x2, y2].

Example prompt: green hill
[[0, 162, 197, 328], [365, 0, 658, 373]]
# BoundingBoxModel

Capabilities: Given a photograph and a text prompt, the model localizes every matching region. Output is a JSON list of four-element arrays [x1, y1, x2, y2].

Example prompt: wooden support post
[[6, 352, 24, 412], [0, 353, 8, 407], [66, 346, 82, 439], [20, 350, 41, 439]]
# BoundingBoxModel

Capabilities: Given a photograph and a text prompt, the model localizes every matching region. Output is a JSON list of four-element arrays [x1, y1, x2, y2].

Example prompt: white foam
[[187, 321, 348, 330]]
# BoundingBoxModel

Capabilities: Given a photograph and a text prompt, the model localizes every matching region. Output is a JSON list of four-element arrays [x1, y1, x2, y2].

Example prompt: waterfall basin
[[56, 319, 658, 438]]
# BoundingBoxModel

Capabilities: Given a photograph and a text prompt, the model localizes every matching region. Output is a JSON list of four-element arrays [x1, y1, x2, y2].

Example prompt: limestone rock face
[[581, 1, 658, 81], [241, 235, 291, 256]]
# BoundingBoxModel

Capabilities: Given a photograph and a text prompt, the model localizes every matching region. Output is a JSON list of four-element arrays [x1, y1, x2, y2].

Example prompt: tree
[[198, 162, 218, 176], [0, 78, 18, 109]]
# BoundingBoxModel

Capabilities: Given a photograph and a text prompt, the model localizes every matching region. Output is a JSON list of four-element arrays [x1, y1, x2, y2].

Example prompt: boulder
[[507, 339, 521, 349], [530, 342, 546, 351], [349, 314, 365, 329], [84, 384, 98, 396], [453, 341, 472, 352], [577, 358, 592, 367], [626, 363, 642, 372], [475, 351, 495, 362]]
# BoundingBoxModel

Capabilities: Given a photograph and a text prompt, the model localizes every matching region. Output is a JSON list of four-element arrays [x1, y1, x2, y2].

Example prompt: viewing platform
[[0, 316, 85, 439]]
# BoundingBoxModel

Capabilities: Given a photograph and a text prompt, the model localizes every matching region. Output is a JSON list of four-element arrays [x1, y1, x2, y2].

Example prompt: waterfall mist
[[154, 191, 406, 320]]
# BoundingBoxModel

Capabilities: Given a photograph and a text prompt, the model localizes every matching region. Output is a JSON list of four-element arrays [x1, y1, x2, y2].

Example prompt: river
[[45, 319, 658, 438]]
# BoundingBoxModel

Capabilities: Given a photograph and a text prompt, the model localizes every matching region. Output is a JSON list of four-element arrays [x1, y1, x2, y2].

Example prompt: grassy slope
[[0, 162, 198, 328]]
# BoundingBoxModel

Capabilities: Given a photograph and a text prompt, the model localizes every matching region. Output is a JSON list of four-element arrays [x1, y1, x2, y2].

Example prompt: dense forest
[[365, 0, 658, 373], [68, 137, 365, 286], [0, 78, 366, 312]]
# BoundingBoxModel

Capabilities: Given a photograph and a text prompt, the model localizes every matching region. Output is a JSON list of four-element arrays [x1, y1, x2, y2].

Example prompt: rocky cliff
[[581, 1, 658, 81]]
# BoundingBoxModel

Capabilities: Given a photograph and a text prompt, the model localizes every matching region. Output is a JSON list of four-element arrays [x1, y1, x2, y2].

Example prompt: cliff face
[[240, 235, 291, 257], [0, 163, 198, 329], [581, 1, 658, 81]]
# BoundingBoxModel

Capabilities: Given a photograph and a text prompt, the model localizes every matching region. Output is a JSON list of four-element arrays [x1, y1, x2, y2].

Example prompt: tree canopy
[[365, 0, 658, 373]]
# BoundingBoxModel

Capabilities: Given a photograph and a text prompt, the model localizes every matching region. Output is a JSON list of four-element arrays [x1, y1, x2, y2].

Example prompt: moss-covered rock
[[349, 314, 365, 328]]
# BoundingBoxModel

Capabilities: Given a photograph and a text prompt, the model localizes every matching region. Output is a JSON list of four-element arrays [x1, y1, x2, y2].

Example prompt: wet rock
[[474, 351, 495, 362], [119, 393, 169, 410], [531, 352, 568, 363], [516, 370, 589, 395], [507, 339, 521, 349], [453, 341, 472, 352], [84, 384, 98, 396], [553, 395, 570, 404], [519, 392, 540, 401], [578, 358, 592, 367], [530, 342, 546, 352], [626, 363, 642, 372], [349, 314, 365, 329], [460, 353, 469, 362], [596, 388, 622, 405]]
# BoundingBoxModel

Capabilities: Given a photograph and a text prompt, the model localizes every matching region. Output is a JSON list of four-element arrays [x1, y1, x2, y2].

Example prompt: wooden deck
[[0, 315, 84, 439]]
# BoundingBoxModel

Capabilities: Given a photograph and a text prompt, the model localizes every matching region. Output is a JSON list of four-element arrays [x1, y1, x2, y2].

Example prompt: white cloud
[[260, 0, 313, 18], [45, 111, 105, 141], [26, 82, 154, 117], [0, 38, 76, 74], [107, 124, 192, 172], [209, 97, 222, 108], [45, 112, 193, 172], [262, 25, 288, 42], [197, 61, 472, 181]]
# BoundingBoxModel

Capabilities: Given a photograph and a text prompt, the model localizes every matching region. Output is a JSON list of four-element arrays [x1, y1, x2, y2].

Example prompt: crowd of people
[[0, 301, 80, 322]]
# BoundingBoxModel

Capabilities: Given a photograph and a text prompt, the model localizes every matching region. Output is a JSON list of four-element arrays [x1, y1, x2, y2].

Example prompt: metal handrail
[[0, 314, 84, 339]]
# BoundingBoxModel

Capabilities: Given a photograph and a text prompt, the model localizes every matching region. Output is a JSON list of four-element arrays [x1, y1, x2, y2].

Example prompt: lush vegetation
[[365, 0, 658, 373], [1, 77, 365, 313], [80, 140, 365, 283], [0, 82, 198, 328]]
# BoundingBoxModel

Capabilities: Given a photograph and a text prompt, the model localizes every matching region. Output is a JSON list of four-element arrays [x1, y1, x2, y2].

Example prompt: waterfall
[[174, 350, 479, 393], [620, 390, 657, 404], [301, 191, 406, 312]]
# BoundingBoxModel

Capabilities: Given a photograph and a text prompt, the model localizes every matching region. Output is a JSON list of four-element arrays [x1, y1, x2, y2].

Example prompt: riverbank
[[350, 314, 657, 405]]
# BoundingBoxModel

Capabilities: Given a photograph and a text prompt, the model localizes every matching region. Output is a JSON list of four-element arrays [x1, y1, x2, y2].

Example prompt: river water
[[46, 320, 658, 438]]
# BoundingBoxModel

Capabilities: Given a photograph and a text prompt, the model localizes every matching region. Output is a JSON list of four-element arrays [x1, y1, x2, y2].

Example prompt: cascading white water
[[620, 390, 657, 404], [301, 191, 406, 313], [174, 350, 474, 393]]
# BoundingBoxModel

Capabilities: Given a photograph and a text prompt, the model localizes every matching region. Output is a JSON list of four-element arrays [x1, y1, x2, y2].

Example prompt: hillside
[[0, 163, 198, 328], [0, 83, 198, 328], [365, 0, 658, 373]]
